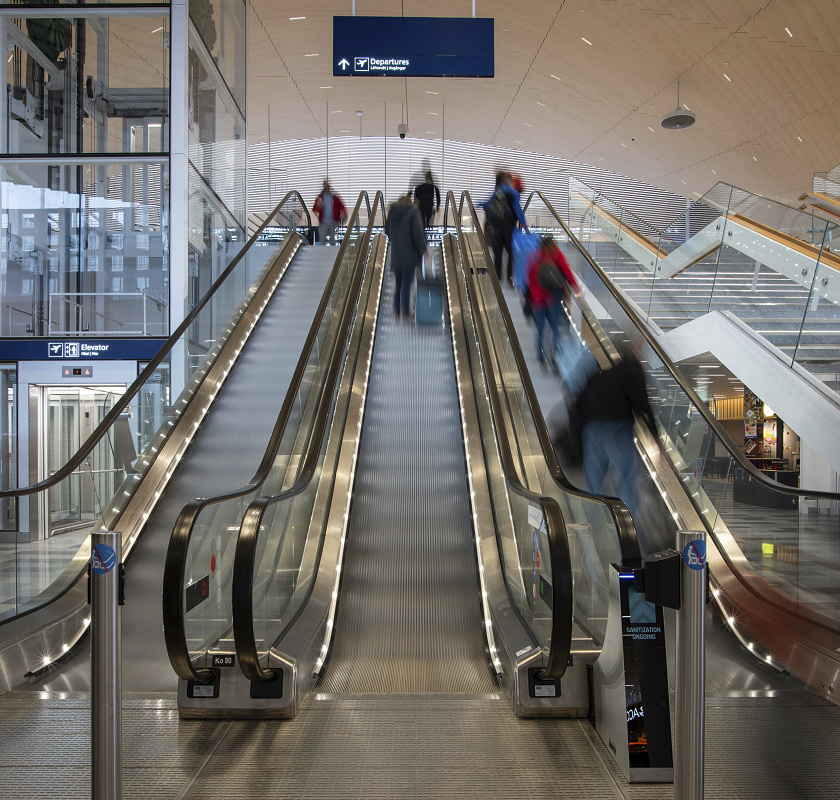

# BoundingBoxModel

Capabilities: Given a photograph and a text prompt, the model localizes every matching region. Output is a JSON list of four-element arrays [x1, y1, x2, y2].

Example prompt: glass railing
[[567, 177, 840, 391], [230, 193, 386, 682], [163, 192, 380, 680], [524, 190, 840, 626], [449, 191, 638, 660], [0, 191, 311, 624]]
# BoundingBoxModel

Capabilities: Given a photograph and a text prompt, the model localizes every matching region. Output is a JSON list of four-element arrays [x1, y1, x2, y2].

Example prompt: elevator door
[[34, 384, 125, 538]]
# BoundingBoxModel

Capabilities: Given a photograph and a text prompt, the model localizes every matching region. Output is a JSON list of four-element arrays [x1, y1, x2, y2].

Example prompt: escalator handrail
[[232, 193, 384, 683], [225, 193, 385, 683], [164, 191, 383, 683], [530, 190, 840, 639], [525, 189, 840, 502], [449, 192, 643, 566], [0, 191, 313, 500], [444, 190, 574, 678]]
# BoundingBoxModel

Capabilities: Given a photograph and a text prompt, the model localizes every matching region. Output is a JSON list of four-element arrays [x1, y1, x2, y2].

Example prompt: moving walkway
[[0, 191, 361, 692]]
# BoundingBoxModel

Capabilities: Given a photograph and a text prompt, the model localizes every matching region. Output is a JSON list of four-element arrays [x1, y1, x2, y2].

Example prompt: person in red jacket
[[526, 236, 579, 366], [313, 180, 347, 246]]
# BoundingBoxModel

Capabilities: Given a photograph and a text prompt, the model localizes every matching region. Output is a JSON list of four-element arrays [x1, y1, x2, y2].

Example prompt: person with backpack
[[483, 172, 529, 284], [526, 236, 579, 366]]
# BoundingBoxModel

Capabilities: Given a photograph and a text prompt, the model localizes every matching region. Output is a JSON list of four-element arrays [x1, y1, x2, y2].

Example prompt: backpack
[[485, 187, 515, 227], [538, 256, 569, 299]]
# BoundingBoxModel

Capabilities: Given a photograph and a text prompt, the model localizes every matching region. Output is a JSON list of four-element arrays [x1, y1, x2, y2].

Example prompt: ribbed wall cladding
[[319, 250, 498, 694], [247, 136, 689, 233]]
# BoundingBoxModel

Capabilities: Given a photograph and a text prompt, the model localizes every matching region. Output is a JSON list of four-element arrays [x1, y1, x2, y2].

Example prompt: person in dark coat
[[482, 172, 529, 284], [413, 171, 441, 229], [384, 195, 428, 319], [576, 340, 657, 548]]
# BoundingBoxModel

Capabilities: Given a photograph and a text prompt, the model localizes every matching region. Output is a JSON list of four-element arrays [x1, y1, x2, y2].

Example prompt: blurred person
[[384, 194, 428, 320], [526, 236, 579, 366], [576, 339, 657, 551], [414, 170, 441, 229], [313, 180, 347, 246], [482, 172, 529, 285]]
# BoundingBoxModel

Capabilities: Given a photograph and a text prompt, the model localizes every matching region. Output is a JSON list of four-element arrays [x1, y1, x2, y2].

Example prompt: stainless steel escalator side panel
[[442, 232, 588, 717], [0, 236, 304, 692], [633, 422, 840, 706], [262, 235, 388, 719]]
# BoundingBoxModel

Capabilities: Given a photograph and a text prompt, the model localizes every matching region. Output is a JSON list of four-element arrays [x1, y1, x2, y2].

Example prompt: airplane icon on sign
[[48, 343, 62, 358], [354, 57, 369, 72]]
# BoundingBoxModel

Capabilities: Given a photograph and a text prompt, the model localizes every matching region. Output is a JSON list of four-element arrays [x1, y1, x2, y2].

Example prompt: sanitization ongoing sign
[[333, 17, 494, 78]]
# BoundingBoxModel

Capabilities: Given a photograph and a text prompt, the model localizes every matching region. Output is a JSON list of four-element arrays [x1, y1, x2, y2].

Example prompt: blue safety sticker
[[683, 539, 706, 570], [91, 544, 117, 574]]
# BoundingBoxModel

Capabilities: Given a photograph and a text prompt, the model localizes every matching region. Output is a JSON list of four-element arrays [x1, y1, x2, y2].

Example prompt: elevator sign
[[0, 338, 167, 361], [333, 17, 494, 78]]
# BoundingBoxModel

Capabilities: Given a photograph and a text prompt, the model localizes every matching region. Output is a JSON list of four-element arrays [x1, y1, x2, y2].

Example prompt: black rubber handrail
[[525, 190, 840, 502], [444, 190, 576, 679], [232, 193, 385, 682], [0, 191, 312, 500], [164, 191, 383, 683]]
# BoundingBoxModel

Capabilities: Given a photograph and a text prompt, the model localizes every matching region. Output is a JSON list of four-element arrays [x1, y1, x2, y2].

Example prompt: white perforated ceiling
[[247, 0, 840, 206]]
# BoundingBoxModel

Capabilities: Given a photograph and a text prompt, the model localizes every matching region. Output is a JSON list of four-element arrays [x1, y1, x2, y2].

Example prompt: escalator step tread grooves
[[319, 249, 497, 694]]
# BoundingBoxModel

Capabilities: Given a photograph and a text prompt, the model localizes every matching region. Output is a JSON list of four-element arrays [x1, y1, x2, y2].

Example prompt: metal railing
[[48, 292, 169, 337]]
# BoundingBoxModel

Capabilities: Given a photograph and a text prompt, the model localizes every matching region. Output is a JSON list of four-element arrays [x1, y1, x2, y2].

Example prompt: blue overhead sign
[[333, 17, 494, 78], [0, 338, 168, 361]]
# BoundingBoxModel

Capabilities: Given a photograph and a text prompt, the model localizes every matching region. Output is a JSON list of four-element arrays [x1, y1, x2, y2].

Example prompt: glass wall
[[186, 1, 246, 311], [1, 6, 172, 337], [1, 159, 169, 337]]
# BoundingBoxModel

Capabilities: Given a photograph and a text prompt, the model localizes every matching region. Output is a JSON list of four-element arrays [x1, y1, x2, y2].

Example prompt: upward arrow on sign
[[338, 58, 349, 70]]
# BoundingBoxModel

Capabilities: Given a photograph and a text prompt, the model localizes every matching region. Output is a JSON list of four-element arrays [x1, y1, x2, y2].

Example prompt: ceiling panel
[[246, 0, 840, 204]]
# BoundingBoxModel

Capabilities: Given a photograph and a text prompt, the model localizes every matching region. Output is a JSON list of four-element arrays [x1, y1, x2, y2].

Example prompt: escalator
[[0, 191, 369, 692], [164, 191, 670, 782], [508, 190, 840, 705]]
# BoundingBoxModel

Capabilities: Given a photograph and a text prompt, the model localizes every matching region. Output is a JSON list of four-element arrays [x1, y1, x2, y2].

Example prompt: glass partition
[[566, 178, 840, 391], [1, 159, 169, 337], [4, 13, 169, 156], [0, 192, 311, 623], [178, 208, 368, 665], [526, 190, 840, 625]]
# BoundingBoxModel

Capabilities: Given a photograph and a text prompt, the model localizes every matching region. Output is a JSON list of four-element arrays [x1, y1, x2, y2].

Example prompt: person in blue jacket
[[482, 172, 529, 284]]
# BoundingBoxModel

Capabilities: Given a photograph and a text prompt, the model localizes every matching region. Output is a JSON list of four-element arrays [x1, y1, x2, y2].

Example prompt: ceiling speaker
[[661, 109, 696, 129], [661, 80, 696, 129]]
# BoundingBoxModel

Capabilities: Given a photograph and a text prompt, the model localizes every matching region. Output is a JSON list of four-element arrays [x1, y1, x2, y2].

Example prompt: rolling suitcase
[[414, 252, 444, 327]]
